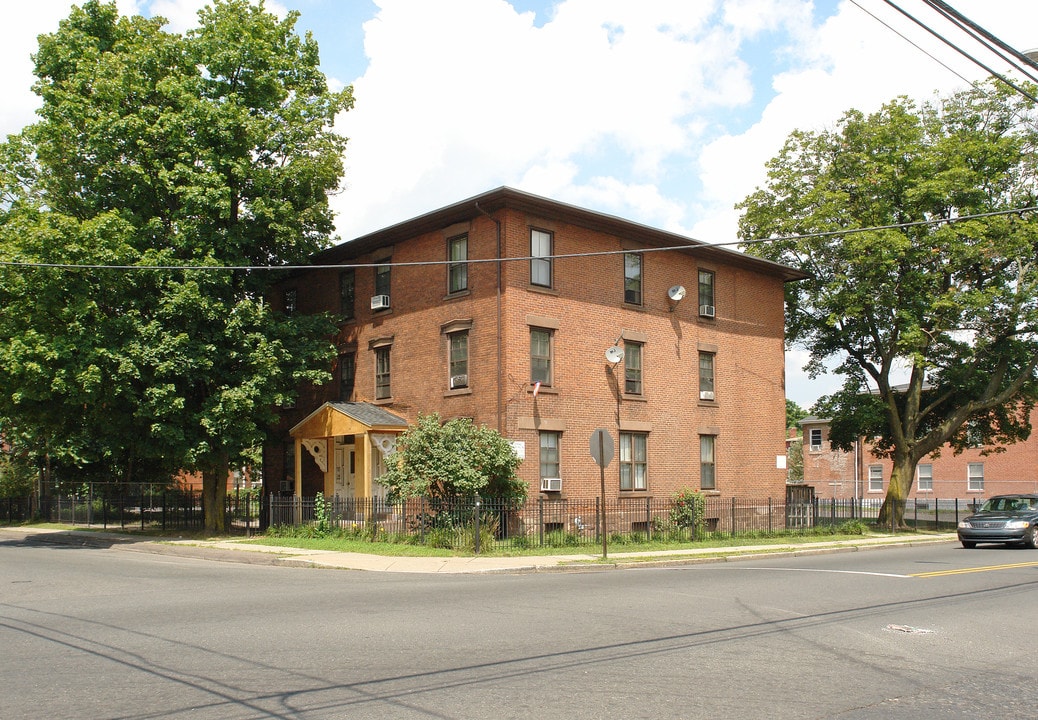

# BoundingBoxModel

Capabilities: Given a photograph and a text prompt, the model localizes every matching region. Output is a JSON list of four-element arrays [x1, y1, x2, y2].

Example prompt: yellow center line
[[912, 560, 1038, 578]]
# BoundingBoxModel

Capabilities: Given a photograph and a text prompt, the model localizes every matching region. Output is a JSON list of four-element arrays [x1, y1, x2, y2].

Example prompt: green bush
[[669, 489, 705, 535]]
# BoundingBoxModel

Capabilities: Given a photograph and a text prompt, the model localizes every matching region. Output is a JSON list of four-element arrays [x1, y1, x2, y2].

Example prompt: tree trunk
[[201, 452, 229, 535], [878, 455, 915, 530]]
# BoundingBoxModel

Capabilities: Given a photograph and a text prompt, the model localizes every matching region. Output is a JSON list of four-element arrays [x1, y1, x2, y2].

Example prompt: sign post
[[589, 428, 614, 559]]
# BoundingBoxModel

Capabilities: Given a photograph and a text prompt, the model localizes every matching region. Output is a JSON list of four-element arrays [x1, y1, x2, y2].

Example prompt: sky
[[3, 0, 1038, 409]]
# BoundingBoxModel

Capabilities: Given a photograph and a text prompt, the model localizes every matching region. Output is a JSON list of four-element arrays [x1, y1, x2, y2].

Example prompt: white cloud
[[0, 2, 80, 136], [694, 0, 1038, 247], [333, 0, 803, 239]]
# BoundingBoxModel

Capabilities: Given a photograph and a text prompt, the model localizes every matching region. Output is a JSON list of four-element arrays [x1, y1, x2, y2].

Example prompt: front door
[[333, 442, 356, 499]]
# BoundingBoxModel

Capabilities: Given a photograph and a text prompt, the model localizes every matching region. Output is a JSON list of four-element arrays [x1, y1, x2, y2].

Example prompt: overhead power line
[[922, 0, 1038, 85], [869, 0, 1038, 103], [1, 205, 1035, 272]]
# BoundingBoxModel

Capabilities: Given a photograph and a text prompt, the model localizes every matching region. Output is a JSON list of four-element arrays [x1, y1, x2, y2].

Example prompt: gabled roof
[[311, 186, 808, 283], [290, 401, 408, 438], [328, 402, 409, 428]]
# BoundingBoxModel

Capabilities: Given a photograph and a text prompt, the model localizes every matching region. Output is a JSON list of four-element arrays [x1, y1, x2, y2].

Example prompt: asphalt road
[[2, 534, 1037, 719]]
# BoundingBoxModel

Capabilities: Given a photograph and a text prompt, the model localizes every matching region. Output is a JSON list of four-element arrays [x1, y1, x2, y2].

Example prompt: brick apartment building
[[263, 187, 805, 503], [800, 409, 1038, 500]]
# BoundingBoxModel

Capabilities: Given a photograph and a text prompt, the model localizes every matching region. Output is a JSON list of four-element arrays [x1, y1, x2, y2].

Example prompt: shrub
[[669, 489, 705, 536]]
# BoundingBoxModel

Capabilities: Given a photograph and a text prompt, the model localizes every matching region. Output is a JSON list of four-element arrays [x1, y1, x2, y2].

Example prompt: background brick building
[[800, 409, 1038, 500], [264, 188, 805, 503]]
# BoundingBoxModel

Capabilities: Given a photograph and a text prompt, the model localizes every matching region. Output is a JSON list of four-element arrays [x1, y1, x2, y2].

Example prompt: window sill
[[444, 388, 472, 397], [622, 394, 648, 403], [527, 285, 559, 296], [622, 302, 645, 311], [373, 397, 394, 406], [528, 386, 559, 397], [699, 489, 720, 496], [698, 400, 718, 408], [444, 289, 471, 301]]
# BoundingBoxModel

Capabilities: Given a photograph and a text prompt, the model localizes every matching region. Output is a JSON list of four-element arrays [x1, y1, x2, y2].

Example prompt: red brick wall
[[802, 409, 1038, 499], [269, 204, 792, 503]]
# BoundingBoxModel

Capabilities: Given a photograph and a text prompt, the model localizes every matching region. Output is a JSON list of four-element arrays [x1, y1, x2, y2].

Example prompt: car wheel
[[961, 540, 976, 549], [1026, 526, 1038, 549]]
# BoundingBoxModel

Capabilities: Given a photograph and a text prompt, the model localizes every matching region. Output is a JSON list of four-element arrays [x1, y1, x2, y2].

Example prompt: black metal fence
[[0, 489, 261, 534], [2, 491, 977, 545], [265, 494, 974, 550]]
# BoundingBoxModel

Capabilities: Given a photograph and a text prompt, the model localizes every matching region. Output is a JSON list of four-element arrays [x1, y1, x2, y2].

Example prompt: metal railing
[[2, 492, 977, 544], [1, 490, 260, 534], [264, 494, 973, 550]]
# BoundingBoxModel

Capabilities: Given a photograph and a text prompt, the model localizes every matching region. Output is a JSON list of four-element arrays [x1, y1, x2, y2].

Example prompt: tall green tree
[[0, 0, 352, 531], [786, 399, 808, 429], [738, 81, 1038, 526]]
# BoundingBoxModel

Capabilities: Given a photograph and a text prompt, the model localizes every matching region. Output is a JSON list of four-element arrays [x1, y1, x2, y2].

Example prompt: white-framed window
[[624, 252, 642, 305], [868, 465, 884, 492], [530, 327, 552, 386], [698, 269, 715, 317], [968, 462, 984, 492], [699, 352, 715, 401], [917, 463, 933, 492], [624, 341, 642, 395], [619, 432, 647, 491], [809, 428, 823, 451], [448, 330, 468, 388], [530, 229, 552, 287], [700, 435, 716, 490], [374, 346, 391, 400], [539, 431, 561, 491], [448, 234, 468, 294]]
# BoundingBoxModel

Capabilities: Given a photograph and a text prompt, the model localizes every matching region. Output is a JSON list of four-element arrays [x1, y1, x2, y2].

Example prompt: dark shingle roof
[[327, 402, 409, 428]]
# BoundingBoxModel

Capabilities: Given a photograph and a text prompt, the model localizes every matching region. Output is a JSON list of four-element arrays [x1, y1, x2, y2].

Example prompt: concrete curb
[[1, 526, 959, 574]]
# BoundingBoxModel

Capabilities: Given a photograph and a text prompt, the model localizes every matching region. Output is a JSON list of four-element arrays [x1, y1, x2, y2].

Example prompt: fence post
[[768, 497, 773, 534], [730, 497, 736, 537], [538, 497, 544, 547], [645, 497, 651, 541], [473, 493, 481, 555]]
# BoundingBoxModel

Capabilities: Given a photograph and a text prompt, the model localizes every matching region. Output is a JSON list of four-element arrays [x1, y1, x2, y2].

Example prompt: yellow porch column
[[293, 436, 303, 524], [357, 435, 372, 499]]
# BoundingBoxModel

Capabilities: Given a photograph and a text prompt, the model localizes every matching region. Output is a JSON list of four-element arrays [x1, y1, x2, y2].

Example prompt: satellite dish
[[605, 345, 625, 364], [667, 285, 687, 302]]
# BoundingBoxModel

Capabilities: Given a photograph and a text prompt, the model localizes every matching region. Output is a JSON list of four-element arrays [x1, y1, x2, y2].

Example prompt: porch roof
[[290, 402, 409, 439]]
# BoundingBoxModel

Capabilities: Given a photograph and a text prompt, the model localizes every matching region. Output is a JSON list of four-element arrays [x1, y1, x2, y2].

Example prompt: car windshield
[[982, 497, 1036, 512]]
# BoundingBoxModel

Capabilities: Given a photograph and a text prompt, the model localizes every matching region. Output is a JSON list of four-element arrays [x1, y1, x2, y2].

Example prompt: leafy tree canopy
[[0, 0, 353, 530], [380, 414, 527, 504], [786, 399, 808, 430], [739, 80, 1038, 524]]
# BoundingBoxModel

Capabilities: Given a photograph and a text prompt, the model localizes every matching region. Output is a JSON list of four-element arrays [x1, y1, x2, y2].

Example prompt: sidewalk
[[2, 525, 959, 574]]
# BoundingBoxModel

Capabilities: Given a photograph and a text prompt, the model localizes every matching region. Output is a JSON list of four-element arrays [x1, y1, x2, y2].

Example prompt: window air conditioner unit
[[541, 477, 562, 492], [700, 391, 715, 401], [450, 374, 469, 389], [370, 294, 390, 310], [699, 304, 715, 318], [810, 444, 822, 452]]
